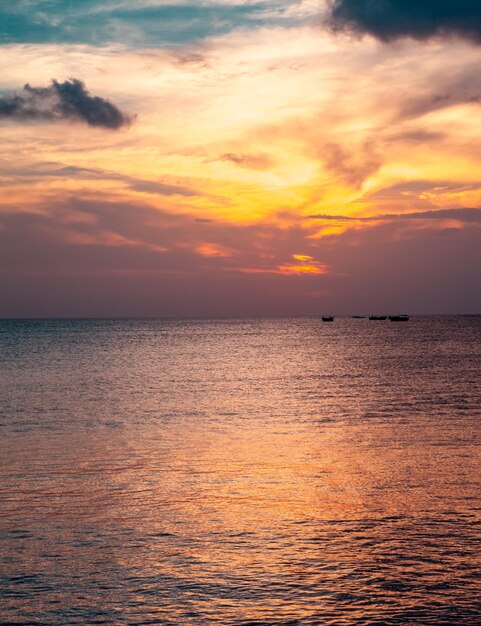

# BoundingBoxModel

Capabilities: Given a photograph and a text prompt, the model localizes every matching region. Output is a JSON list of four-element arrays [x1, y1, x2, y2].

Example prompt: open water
[[0, 316, 480, 625]]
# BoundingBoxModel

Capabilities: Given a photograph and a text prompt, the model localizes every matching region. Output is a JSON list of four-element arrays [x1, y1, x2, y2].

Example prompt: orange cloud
[[278, 254, 328, 275], [196, 243, 233, 257]]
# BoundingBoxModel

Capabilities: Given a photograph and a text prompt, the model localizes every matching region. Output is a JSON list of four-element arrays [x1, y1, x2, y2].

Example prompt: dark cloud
[[309, 208, 481, 223], [328, 0, 481, 43], [308, 213, 359, 221], [0, 79, 132, 129], [401, 208, 481, 222]]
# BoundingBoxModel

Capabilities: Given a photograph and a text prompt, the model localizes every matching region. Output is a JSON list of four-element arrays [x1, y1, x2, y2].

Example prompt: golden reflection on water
[[1, 317, 481, 624]]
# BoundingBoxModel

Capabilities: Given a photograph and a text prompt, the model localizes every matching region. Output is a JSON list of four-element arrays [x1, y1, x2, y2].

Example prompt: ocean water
[[0, 316, 480, 625]]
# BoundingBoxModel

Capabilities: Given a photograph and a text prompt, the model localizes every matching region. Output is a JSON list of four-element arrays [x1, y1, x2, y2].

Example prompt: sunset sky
[[1, 0, 481, 316]]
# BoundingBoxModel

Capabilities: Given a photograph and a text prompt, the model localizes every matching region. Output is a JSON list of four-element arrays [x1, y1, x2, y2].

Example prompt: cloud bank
[[1, 195, 480, 317], [0, 79, 132, 129], [328, 0, 481, 43]]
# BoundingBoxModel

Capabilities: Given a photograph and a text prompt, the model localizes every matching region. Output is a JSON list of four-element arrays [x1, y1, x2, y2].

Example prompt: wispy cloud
[[0, 1, 313, 46], [308, 208, 481, 223], [219, 152, 274, 169], [0, 161, 198, 198]]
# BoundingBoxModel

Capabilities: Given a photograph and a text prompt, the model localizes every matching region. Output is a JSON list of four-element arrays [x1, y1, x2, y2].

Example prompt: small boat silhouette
[[369, 315, 388, 320], [389, 314, 409, 322], [322, 316, 334, 322]]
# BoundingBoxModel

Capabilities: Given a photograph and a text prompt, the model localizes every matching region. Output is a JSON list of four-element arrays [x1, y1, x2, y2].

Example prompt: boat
[[389, 314, 409, 322], [369, 315, 388, 320], [352, 315, 367, 319], [322, 316, 334, 322]]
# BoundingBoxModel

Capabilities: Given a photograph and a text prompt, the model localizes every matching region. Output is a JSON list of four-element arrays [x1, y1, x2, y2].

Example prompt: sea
[[0, 316, 480, 625]]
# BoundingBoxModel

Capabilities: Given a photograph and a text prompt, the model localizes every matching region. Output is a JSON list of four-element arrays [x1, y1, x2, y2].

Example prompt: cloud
[[320, 141, 381, 187], [397, 208, 481, 222], [0, 161, 197, 199], [0, 79, 132, 129], [1, 197, 480, 317], [327, 0, 481, 43], [0, 194, 328, 279], [308, 208, 481, 223], [0, 1, 312, 47], [219, 152, 274, 169]]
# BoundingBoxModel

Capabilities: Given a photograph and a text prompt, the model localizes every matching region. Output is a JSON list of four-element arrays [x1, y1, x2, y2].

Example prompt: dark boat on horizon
[[389, 314, 409, 322], [369, 315, 388, 320], [322, 316, 334, 322]]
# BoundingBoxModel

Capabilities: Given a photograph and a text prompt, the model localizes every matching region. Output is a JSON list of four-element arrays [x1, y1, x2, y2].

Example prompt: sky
[[1, 0, 481, 317]]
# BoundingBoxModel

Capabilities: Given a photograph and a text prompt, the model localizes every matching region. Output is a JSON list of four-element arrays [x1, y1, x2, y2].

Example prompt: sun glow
[[1, 22, 481, 316], [278, 255, 328, 275]]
